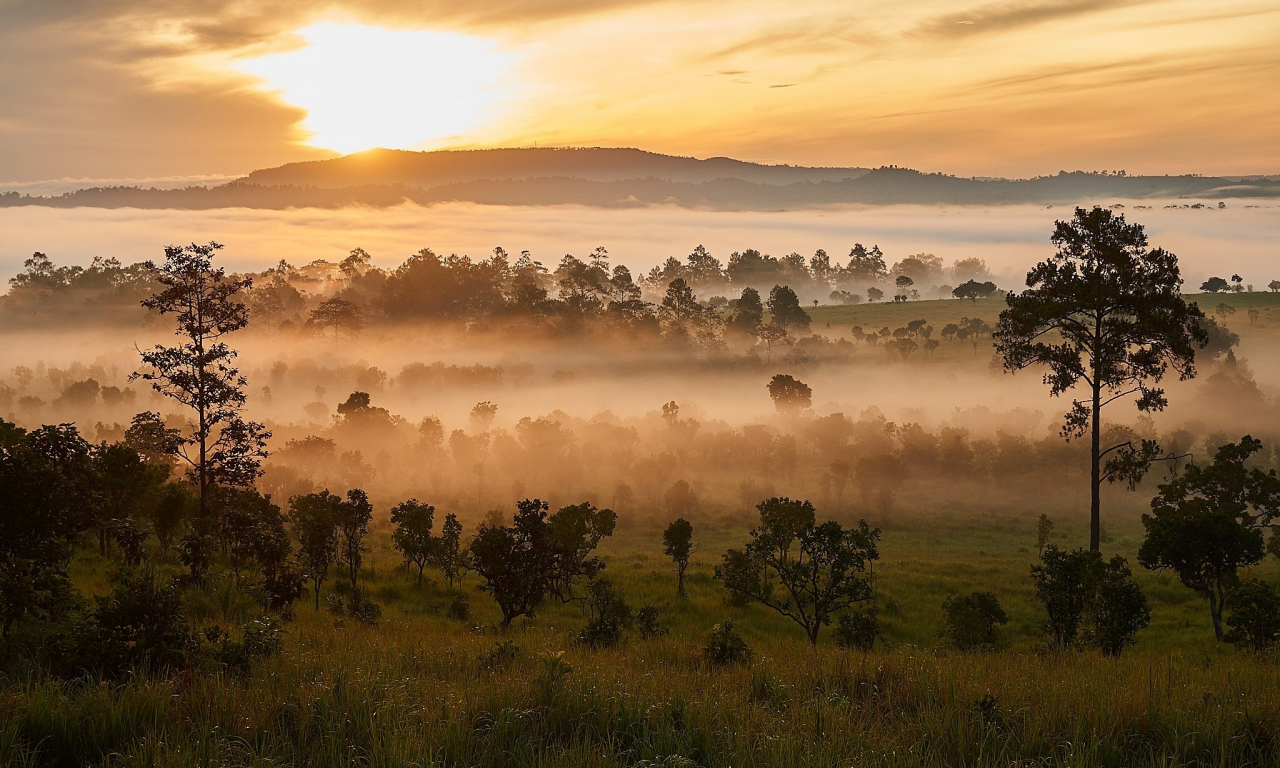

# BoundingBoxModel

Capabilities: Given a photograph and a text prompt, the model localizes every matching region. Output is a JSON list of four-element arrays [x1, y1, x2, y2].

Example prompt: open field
[[6, 508, 1280, 767]]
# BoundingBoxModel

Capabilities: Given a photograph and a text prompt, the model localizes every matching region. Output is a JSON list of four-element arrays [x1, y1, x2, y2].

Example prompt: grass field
[[7, 501, 1280, 767]]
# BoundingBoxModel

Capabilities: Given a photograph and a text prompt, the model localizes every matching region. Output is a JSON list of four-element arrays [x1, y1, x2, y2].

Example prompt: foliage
[[1085, 555, 1150, 656], [766, 374, 812, 414], [704, 620, 752, 666], [717, 497, 880, 644], [662, 518, 695, 597], [289, 490, 342, 610], [335, 489, 374, 590], [577, 578, 632, 649], [941, 592, 1008, 651], [1031, 546, 1149, 655], [636, 606, 668, 639], [834, 607, 881, 651], [1139, 436, 1280, 640], [1224, 579, 1280, 652], [391, 499, 436, 586], [995, 207, 1206, 550]]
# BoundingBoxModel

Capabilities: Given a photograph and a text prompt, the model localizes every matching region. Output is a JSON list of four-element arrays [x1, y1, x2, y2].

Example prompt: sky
[[1, 0, 1278, 182]]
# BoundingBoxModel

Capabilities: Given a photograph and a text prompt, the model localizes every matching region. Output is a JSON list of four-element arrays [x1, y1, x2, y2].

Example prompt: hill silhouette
[[3, 148, 1278, 210]]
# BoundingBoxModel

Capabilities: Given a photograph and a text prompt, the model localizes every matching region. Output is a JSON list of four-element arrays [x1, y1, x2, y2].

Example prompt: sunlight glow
[[236, 23, 516, 154]]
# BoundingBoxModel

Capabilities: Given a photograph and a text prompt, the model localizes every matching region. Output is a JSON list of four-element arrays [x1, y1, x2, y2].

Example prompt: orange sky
[[1, 0, 1278, 181]]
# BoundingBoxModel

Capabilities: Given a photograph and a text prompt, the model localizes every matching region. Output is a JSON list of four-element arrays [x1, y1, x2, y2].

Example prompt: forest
[[4, 206, 1280, 767]]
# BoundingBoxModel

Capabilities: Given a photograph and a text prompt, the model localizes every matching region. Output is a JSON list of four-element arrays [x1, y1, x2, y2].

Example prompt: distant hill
[[3, 148, 1278, 210], [240, 147, 870, 187]]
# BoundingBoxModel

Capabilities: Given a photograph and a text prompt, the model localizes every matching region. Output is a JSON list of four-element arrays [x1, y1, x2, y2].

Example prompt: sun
[[236, 23, 517, 155]]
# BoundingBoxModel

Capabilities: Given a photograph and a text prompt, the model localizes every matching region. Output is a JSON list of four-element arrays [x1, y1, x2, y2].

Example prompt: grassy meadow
[[7, 497, 1280, 768]]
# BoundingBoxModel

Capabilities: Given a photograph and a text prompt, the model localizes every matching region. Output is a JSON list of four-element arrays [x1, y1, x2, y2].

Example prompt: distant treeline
[[0, 245, 997, 336], [4, 167, 1279, 211]]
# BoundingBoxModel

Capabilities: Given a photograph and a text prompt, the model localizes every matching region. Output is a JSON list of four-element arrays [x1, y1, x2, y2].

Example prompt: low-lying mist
[[3, 199, 1278, 289]]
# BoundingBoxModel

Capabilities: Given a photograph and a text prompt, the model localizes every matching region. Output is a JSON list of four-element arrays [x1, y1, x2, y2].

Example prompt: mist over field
[[3, 199, 1278, 290]]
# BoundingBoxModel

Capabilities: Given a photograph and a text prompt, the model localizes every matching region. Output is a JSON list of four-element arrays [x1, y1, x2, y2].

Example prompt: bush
[[636, 606, 668, 639], [704, 620, 752, 666], [201, 616, 285, 674], [481, 639, 522, 669], [834, 607, 880, 651], [577, 578, 631, 649], [941, 592, 1008, 651], [1086, 555, 1150, 657], [447, 593, 470, 621], [75, 567, 192, 676], [346, 590, 382, 625], [1225, 579, 1280, 652]]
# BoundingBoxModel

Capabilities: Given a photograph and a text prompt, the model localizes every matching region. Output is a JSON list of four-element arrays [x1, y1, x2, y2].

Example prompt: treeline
[[0, 245, 999, 344]]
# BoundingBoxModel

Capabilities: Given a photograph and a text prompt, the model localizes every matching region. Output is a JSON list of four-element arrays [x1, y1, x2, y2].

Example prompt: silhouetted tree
[[952, 279, 998, 301], [662, 518, 695, 597], [767, 374, 812, 414], [717, 497, 880, 644], [866, 286, 884, 302], [1200, 276, 1229, 293], [290, 490, 342, 610], [391, 499, 436, 586], [726, 287, 764, 341], [335, 489, 374, 590], [1139, 437, 1280, 640], [470, 499, 554, 629], [0, 421, 96, 638], [995, 208, 1206, 550], [434, 512, 468, 587], [132, 242, 270, 527], [767, 285, 811, 332], [1225, 579, 1280, 652]]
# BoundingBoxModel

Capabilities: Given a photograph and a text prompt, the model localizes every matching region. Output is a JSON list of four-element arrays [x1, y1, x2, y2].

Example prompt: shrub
[[834, 607, 880, 651], [202, 616, 285, 674], [1086, 555, 1150, 657], [447, 593, 470, 621], [941, 592, 1008, 651], [346, 589, 382, 625], [481, 639, 522, 669], [636, 606, 668, 639], [577, 578, 631, 649], [1225, 579, 1280, 652], [77, 567, 192, 676], [704, 620, 752, 666]]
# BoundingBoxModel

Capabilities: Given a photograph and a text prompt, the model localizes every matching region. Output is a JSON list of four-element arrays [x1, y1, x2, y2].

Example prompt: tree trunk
[[1210, 578, 1225, 642], [1090, 378, 1102, 552], [677, 566, 686, 598]]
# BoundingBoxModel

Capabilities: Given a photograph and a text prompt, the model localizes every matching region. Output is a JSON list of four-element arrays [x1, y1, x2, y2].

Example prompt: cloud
[[909, 0, 1154, 39]]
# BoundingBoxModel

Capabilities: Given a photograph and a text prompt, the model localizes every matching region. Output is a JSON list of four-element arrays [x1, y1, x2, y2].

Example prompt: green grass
[[6, 506, 1280, 767]]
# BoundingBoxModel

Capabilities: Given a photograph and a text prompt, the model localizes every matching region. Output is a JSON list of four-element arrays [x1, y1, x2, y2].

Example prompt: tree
[[952, 280, 998, 301], [1139, 437, 1280, 640], [767, 285, 811, 332], [470, 499, 554, 629], [306, 297, 365, 335], [727, 287, 764, 341], [546, 501, 617, 602], [1036, 514, 1054, 556], [391, 499, 436, 586], [895, 275, 914, 296], [1030, 546, 1095, 649], [866, 286, 884, 303], [335, 489, 374, 590], [132, 242, 270, 524], [995, 207, 1207, 550], [941, 592, 1008, 651], [0, 421, 96, 638], [1268, 280, 1280, 293], [717, 497, 880, 645], [433, 513, 468, 587], [662, 518, 695, 597], [289, 490, 342, 610], [767, 374, 812, 414], [1201, 276, 1230, 293], [1215, 302, 1236, 321]]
